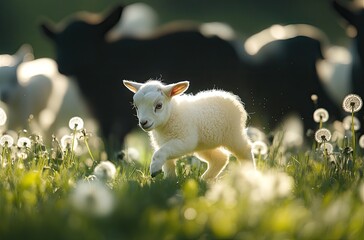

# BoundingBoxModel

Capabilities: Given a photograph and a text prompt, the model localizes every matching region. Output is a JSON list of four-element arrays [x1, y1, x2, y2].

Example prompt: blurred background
[[0, 0, 351, 58]]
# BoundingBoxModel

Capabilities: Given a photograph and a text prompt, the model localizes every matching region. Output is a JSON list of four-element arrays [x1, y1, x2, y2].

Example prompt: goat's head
[[123, 80, 189, 131], [40, 5, 124, 75]]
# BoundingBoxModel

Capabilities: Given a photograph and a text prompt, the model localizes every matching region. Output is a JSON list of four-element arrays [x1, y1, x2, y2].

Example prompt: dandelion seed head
[[70, 180, 114, 217], [17, 151, 28, 159], [0, 108, 7, 126], [311, 94, 318, 103], [342, 115, 361, 131], [320, 142, 333, 154], [93, 161, 117, 181], [121, 147, 141, 163], [359, 135, 364, 149], [315, 128, 332, 143], [61, 135, 78, 150], [246, 127, 267, 142], [206, 181, 237, 206], [313, 108, 329, 123], [0, 134, 14, 147], [207, 163, 293, 204], [17, 137, 31, 148], [252, 140, 268, 156], [342, 94, 362, 113], [343, 146, 353, 155], [184, 207, 197, 220], [69, 116, 84, 131]]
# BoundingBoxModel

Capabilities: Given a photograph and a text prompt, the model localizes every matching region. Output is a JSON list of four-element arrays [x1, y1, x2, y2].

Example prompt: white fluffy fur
[[123, 80, 254, 179]]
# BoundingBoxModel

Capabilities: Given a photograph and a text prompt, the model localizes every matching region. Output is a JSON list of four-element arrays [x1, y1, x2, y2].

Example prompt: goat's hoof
[[151, 170, 163, 178]]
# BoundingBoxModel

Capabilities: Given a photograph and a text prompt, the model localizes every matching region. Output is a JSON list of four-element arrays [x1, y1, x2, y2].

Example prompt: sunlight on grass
[[0, 102, 363, 239]]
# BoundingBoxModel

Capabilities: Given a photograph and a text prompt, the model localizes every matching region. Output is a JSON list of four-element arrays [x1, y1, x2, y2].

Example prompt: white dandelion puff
[[313, 108, 329, 123], [61, 135, 78, 150], [124, 147, 141, 163], [0, 134, 14, 147], [342, 94, 362, 113], [252, 140, 268, 156], [315, 128, 332, 143], [70, 180, 115, 217], [17, 151, 28, 159], [206, 163, 293, 204], [184, 207, 198, 221], [342, 115, 361, 131], [311, 94, 318, 103], [0, 108, 7, 126], [246, 127, 267, 142], [359, 135, 364, 149], [69, 116, 84, 131], [17, 137, 32, 148], [93, 161, 117, 181], [320, 142, 333, 154]]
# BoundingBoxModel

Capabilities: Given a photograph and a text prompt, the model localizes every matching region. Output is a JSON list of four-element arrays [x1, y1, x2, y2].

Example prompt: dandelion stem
[[69, 126, 77, 166], [323, 141, 328, 163], [351, 109, 356, 163], [84, 138, 95, 163]]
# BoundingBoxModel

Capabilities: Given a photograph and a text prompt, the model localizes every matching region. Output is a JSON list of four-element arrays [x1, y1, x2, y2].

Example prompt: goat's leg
[[195, 148, 229, 180], [226, 133, 255, 169], [162, 159, 177, 178], [151, 139, 196, 177]]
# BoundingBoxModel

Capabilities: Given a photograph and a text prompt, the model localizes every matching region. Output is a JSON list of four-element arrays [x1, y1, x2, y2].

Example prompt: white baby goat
[[123, 80, 254, 179]]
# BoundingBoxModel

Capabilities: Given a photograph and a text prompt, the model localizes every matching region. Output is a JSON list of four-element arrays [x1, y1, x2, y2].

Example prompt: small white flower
[[61, 135, 78, 150], [342, 115, 361, 131], [315, 128, 332, 143], [252, 140, 268, 156], [342, 94, 362, 113], [69, 116, 84, 131], [0, 108, 7, 126], [93, 161, 117, 181], [70, 180, 115, 217], [313, 108, 329, 123], [0, 134, 14, 147], [17, 137, 32, 148]]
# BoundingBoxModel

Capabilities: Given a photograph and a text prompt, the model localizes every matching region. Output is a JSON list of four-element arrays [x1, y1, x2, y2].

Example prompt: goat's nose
[[140, 120, 148, 127]]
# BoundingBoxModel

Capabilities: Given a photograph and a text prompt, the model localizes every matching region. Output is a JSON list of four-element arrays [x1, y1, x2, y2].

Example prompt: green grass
[[0, 122, 364, 240]]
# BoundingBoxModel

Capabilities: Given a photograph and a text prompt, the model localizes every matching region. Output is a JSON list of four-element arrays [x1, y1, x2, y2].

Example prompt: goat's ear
[[123, 80, 143, 93], [41, 22, 57, 40], [163, 81, 189, 97], [332, 0, 357, 27], [98, 5, 124, 35], [15, 44, 34, 64]]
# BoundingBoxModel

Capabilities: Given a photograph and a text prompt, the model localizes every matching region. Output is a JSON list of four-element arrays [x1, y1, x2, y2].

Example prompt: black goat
[[241, 24, 343, 132], [40, 5, 243, 154], [40, 4, 341, 152]]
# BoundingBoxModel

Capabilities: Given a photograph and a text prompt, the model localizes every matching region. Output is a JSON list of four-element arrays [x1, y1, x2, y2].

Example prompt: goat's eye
[[155, 103, 163, 111]]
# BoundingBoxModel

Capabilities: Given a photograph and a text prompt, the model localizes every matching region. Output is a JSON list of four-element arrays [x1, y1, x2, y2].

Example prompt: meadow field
[[0, 96, 364, 240]]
